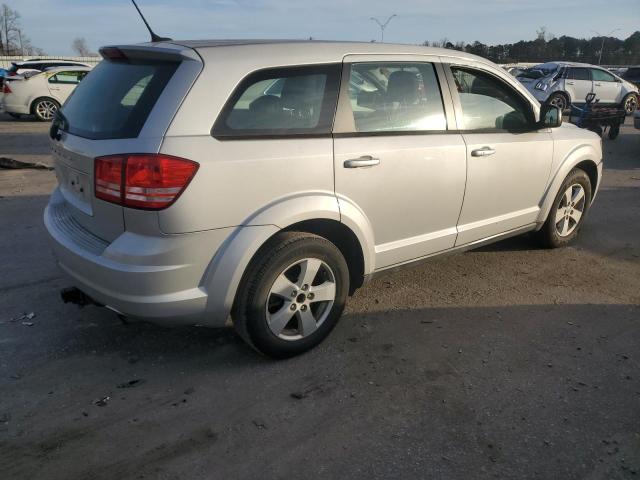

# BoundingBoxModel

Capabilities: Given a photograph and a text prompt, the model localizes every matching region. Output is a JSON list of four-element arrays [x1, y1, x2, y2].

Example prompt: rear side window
[[48, 71, 87, 84], [346, 62, 447, 132], [567, 68, 591, 81], [60, 59, 178, 140], [212, 64, 341, 138]]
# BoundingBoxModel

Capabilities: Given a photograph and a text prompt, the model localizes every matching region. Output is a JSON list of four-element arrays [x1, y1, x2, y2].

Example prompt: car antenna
[[130, 0, 172, 43]]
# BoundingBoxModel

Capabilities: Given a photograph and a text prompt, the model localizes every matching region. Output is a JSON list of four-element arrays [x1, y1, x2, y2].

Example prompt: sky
[[7, 0, 640, 55]]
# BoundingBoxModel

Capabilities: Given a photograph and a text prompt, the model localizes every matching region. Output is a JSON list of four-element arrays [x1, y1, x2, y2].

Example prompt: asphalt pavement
[[0, 114, 638, 480]]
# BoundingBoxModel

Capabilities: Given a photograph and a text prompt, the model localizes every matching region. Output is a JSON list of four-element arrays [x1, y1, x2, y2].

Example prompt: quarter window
[[451, 67, 533, 131], [346, 63, 447, 132], [213, 64, 341, 137], [590, 68, 616, 82], [567, 68, 591, 81]]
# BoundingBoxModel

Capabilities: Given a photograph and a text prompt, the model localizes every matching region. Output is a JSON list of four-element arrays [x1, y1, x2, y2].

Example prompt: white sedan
[[1, 66, 91, 121]]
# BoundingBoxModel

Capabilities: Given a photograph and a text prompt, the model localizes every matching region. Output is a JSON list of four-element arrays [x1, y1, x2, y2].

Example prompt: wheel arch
[[538, 147, 600, 226], [199, 193, 375, 327]]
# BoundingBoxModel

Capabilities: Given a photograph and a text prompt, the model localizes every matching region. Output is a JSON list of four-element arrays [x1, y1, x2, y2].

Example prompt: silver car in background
[[517, 61, 639, 113], [45, 41, 602, 357]]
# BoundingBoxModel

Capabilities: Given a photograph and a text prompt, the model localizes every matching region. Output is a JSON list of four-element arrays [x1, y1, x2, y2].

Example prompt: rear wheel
[[535, 168, 592, 248], [548, 92, 569, 112], [32, 97, 59, 122], [622, 93, 638, 115], [232, 232, 349, 358]]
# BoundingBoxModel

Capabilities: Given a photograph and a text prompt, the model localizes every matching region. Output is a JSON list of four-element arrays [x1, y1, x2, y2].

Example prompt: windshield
[[60, 59, 178, 140]]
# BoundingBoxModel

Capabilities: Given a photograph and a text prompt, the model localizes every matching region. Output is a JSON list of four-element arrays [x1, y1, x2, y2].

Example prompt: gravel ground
[[0, 114, 638, 480]]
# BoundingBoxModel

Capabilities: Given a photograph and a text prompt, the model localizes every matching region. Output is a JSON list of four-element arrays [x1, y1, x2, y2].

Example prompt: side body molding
[[199, 192, 375, 327]]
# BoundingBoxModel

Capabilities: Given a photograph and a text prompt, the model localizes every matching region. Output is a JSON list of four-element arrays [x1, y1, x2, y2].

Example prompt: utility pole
[[370, 14, 397, 43], [17, 29, 23, 57], [591, 28, 620, 65]]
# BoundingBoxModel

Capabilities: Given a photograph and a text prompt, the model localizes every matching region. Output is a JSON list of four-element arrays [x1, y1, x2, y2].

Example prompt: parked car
[[621, 66, 640, 89], [517, 61, 638, 114], [45, 41, 602, 358], [6, 59, 90, 77], [1, 66, 91, 121]]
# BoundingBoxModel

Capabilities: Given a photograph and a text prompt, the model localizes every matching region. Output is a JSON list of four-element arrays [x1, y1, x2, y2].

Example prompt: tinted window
[[451, 67, 533, 131], [567, 68, 591, 81], [213, 64, 341, 137], [624, 68, 640, 79], [346, 63, 447, 132], [60, 59, 178, 140], [591, 68, 615, 82], [48, 71, 87, 84]]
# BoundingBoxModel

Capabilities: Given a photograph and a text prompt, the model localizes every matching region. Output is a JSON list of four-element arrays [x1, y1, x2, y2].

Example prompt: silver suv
[[517, 61, 639, 114], [45, 41, 602, 357]]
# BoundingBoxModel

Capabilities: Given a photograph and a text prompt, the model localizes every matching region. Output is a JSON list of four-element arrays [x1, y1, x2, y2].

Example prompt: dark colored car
[[622, 66, 640, 88]]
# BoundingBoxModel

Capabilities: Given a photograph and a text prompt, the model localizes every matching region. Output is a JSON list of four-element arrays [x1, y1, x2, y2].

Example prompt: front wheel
[[32, 97, 60, 122], [535, 168, 592, 248], [232, 232, 349, 358], [622, 93, 638, 115]]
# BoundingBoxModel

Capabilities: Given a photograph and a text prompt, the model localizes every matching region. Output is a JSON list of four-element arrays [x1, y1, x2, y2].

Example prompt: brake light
[[2, 83, 11, 94], [94, 154, 198, 210]]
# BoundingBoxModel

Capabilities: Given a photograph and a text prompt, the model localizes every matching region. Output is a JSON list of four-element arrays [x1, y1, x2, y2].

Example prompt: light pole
[[370, 14, 397, 43], [591, 28, 620, 65]]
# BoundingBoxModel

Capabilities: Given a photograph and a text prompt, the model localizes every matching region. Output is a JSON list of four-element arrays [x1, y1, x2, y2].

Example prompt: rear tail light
[[94, 154, 198, 210], [2, 83, 11, 94]]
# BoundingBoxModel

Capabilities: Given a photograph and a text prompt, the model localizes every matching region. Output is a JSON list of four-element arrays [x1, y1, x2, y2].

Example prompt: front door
[[446, 65, 553, 245], [333, 58, 466, 270], [590, 68, 622, 104]]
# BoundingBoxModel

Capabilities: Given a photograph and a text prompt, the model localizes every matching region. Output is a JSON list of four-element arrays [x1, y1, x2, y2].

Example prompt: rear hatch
[[51, 44, 202, 241]]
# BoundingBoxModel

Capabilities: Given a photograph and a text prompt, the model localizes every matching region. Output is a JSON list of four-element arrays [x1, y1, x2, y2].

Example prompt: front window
[[451, 67, 534, 131], [346, 62, 447, 132], [213, 64, 341, 137], [590, 69, 616, 82]]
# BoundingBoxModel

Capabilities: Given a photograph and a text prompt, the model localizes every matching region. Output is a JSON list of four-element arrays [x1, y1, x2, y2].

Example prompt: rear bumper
[[44, 188, 234, 326]]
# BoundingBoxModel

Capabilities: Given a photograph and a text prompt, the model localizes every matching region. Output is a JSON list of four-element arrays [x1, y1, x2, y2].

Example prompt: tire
[[535, 168, 592, 249], [232, 232, 350, 358], [608, 125, 620, 140], [31, 97, 60, 122], [547, 92, 569, 112], [622, 93, 638, 115]]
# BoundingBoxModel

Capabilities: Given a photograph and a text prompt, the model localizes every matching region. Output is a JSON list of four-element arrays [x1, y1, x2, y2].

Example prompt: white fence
[[0, 55, 102, 69]]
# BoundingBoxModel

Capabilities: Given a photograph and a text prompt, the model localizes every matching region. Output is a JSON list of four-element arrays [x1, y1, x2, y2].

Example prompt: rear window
[[60, 59, 178, 140]]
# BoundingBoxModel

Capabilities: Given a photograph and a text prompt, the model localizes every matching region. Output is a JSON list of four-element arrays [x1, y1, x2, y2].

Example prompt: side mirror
[[539, 104, 562, 128]]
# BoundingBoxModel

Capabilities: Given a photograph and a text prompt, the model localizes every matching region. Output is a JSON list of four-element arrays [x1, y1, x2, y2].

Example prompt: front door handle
[[566, 81, 575, 85], [471, 147, 496, 157], [343, 156, 380, 168]]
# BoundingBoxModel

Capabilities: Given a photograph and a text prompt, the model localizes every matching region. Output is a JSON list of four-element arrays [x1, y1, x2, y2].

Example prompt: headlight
[[535, 81, 549, 91]]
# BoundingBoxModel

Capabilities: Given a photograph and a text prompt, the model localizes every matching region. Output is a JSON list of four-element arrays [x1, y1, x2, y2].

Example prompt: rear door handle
[[471, 147, 496, 157], [343, 156, 380, 168], [594, 83, 602, 86], [566, 81, 574, 85]]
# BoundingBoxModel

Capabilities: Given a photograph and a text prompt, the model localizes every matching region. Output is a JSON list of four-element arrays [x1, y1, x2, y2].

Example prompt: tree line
[[424, 28, 640, 65]]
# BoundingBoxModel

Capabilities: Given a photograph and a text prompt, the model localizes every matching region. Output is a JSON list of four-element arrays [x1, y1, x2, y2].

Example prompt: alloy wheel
[[36, 100, 57, 120], [555, 183, 586, 237], [265, 258, 336, 341], [550, 95, 566, 111], [624, 95, 638, 115]]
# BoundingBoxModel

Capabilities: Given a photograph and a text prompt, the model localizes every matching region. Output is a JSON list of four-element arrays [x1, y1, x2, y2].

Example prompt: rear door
[[333, 56, 466, 269], [590, 68, 622, 104], [445, 63, 553, 245], [565, 67, 593, 104]]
